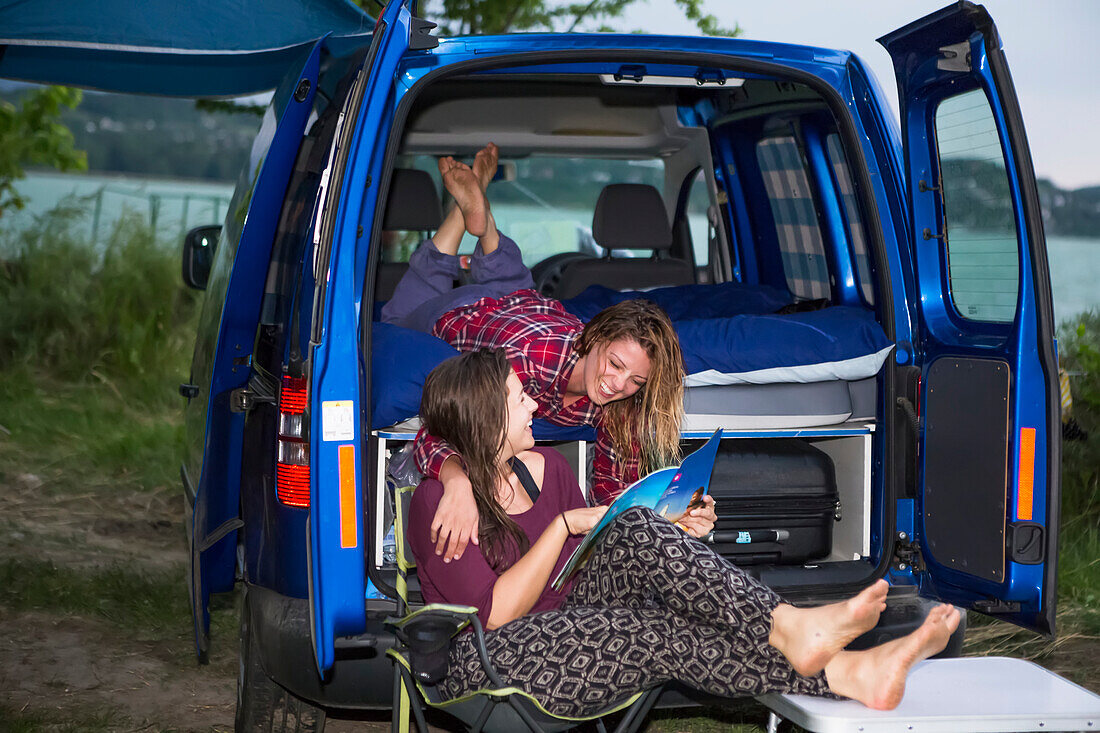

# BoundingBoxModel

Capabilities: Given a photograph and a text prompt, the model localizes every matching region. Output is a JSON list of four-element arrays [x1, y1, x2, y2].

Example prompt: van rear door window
[[934, 88, 1020, 323], [756, 136, 830, 299]]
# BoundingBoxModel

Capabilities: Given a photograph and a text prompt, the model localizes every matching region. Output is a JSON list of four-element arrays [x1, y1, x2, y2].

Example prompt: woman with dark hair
[[407, 348, 960, 716], [383, 144, 693, 562]]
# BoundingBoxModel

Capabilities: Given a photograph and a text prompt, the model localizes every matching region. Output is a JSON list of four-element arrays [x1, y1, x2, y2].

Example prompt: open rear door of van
[[879, 1, 1060, 635], [305, 0, 435, 675]]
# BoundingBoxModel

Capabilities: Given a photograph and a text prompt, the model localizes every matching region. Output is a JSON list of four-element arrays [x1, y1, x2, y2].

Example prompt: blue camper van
[[1, 0, 1063, 728]]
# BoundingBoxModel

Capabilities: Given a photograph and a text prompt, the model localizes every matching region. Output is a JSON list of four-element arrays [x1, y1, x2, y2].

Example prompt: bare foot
[[824, 604, 960, 710], [472, 142, 499, 191], [770, 579, 888, 676], [438, 156, 489, 237]]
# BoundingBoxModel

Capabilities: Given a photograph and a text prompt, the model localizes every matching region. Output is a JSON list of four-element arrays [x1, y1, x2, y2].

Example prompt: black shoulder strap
[[508, 457, 541, 503]]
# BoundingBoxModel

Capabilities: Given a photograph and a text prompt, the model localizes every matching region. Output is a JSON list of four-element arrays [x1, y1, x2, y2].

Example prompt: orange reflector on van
[[1017, 427, 1036, 521], [338, 444, 358, 549]]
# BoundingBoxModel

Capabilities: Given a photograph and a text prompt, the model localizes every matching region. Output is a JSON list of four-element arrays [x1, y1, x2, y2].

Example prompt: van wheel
[[236, 592, 326, 732]]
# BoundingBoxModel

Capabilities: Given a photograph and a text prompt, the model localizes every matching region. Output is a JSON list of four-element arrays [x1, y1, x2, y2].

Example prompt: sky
[[630, 0, 1100, 190]]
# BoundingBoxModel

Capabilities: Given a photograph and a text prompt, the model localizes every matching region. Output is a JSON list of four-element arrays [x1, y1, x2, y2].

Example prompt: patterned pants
[[439, 507, 832, 716]]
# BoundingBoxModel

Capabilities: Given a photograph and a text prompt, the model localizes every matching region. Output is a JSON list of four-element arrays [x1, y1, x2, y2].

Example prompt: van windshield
[[389, 154, 664, 266]]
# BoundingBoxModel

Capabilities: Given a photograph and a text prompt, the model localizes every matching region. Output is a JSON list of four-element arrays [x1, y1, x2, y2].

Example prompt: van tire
[[236, 592, 326, 733]]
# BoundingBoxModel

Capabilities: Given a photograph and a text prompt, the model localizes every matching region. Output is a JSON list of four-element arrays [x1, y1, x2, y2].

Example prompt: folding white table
[[759, 657, 1100, 732]]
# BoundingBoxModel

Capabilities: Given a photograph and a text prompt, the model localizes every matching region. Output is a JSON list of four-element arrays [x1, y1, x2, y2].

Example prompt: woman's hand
[[677, 495, 717, 539], [561, 505, 609, 535], [431, 458, 480, 562]]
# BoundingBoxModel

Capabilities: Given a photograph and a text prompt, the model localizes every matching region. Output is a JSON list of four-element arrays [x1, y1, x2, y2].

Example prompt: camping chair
[[385, 483, 664, 733]]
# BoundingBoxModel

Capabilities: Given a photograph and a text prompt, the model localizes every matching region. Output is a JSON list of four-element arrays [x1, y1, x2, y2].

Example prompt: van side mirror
[[182, 225, 221, 290]]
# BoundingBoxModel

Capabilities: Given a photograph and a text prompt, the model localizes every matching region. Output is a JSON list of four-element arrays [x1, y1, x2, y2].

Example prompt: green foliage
[[0, 202, 199, 387], [672, 0, 740, 37], [0, 558, 188, 634], [392, 0, 740, 36], [1038, 181, 1100, 238], [1056, 309, 1100, 634], [0, 199, 198, 498], [0, 367, 186, 493], [0, 703, 128, 733], [0, 87, 263, 181], [0, 86, 87, 216], [194, 97, 266, 118], [1059, 310, 1100, 529]]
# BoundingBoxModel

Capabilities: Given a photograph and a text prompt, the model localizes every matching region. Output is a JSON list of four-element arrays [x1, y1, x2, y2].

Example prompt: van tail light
[[276, 375, 310, 508]]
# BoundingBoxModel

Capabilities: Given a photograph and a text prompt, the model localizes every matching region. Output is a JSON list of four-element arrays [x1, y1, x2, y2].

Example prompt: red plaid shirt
[[413, 289, 639, 504]]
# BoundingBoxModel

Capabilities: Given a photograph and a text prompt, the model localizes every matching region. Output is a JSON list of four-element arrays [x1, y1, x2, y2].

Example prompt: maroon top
[[408, 447, 587, 628]]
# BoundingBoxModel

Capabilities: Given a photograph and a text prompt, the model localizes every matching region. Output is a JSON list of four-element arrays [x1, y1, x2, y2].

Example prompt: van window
[[756, 136, 830, 299], [826, 134, 874, 305], [685, 169, 711, 267], [934, 88, 1019, 323], [399, 155, 664, 266]]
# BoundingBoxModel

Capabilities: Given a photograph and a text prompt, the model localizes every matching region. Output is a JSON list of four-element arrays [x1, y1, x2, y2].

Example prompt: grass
[[0, 202, 195, 495], [0, 703, 129, 733], [0, 368, 185, 495], [0, 202, 199, 391], [0, 558, 188, 633]]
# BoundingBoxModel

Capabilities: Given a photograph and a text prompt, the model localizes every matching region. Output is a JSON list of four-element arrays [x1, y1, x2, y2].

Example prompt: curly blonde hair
[[573, 299, 685, 475]]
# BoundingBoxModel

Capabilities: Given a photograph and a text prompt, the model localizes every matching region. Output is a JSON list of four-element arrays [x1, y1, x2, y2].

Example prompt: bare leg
[[769, 579, 889, 676], [824, 604, 960, 710], [432, 199, 468, 256]]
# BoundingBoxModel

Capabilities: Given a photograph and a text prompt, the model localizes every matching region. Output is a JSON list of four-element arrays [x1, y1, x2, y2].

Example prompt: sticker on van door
[[321, 400, 355, 441]]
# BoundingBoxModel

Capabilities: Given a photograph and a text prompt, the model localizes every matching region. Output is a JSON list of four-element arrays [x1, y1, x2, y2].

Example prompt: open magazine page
[[551, 429, 722, 590]]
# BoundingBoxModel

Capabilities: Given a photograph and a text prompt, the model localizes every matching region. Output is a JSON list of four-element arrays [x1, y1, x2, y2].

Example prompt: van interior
[[367, 61, 896, 601]]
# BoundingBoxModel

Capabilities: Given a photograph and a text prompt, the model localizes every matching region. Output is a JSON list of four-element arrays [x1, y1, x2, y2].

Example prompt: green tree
[[360, 0, 739, 36], [0, 86, 87, 217]]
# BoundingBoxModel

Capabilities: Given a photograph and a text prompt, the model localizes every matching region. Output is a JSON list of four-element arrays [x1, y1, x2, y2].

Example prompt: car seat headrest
[[383, 168, 442, 231], [591, 183, 673, 251]]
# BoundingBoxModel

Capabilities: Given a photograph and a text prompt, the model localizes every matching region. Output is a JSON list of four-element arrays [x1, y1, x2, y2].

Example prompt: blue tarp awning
[[0, 0, 375, 96]]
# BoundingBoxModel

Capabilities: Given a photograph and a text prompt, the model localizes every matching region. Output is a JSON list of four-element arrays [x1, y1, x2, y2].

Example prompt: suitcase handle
[[712, 529, 790, 545]]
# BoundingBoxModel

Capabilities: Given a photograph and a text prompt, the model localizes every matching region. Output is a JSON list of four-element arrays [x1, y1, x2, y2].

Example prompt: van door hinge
[[937, 40, 971, 73], [972, 599, 1022, 615], [408, 16, 439, 51], [893, 531, 926, 573], [230, 386, 276, 412]]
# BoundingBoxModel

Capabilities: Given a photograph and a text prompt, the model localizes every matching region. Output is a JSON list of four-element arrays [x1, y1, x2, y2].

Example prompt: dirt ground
[[0, 476, 408, 732], [1, 473, 1096, 732]]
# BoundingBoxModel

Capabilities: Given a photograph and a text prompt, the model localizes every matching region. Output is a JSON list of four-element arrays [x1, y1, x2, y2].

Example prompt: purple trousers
[[380, 234, 534, 333]]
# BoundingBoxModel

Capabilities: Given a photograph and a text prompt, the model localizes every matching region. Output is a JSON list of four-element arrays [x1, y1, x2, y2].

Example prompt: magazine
[[551, 428, 724, 590]]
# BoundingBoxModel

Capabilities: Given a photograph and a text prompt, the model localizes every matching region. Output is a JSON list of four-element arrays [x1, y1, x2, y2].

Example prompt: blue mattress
[[371, 285, 892, 430]]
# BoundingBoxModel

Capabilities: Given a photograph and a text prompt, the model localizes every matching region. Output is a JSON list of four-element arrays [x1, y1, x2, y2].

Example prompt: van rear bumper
[[248, 584, 397, 710]]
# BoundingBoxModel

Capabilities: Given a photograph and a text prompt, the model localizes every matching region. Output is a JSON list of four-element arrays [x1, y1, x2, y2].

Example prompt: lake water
[[5, 170, 235, 249], [6, 171, 1098, 326]]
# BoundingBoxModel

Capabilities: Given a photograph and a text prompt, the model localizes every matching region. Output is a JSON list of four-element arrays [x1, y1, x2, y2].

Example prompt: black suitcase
[[692, 438, 840, 566]]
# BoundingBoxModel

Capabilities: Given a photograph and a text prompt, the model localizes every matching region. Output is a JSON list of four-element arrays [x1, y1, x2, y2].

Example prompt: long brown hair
[[419, 348, 530, 571], [573, 299, 685, 475]]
